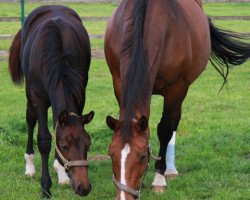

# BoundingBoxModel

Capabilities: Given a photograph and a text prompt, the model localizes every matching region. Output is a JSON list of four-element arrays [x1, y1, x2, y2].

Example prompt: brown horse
[[104, 0, 250, 199], [8, 5, 94, 198]]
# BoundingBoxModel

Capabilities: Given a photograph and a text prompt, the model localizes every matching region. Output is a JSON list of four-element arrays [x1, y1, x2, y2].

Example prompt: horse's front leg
[[36, 102, 52, 198]]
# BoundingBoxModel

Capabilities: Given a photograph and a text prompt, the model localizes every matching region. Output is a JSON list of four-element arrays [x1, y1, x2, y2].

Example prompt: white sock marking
[[24, 153, 36, 177], [165, 131, 178, 176], [120, 143, 130, 200], [152, 172, 167, 187], [53, 159, 70, 185]]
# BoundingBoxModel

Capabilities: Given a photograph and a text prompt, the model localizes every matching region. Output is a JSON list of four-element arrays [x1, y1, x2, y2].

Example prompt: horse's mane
[[38, 18, 89, 111], [120, 0, 150, 142]]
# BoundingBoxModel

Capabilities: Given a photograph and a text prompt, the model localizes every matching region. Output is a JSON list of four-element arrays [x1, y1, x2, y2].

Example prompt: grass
[[0, 57, 249, 199], [0, 2, 249, 18], [203, 3, 250, 16], [0, 2, 117, 17], [0, 2, 250, 200], [0, 21, 107, 35]]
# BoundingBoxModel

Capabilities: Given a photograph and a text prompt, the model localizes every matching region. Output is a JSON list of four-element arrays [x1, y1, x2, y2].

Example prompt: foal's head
[[106, 116, 150, 200], [56, 111, 94, 196]]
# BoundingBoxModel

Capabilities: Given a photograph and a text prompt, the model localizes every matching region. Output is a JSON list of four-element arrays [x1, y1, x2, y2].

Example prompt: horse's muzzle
[[75, 183, 92, 196]]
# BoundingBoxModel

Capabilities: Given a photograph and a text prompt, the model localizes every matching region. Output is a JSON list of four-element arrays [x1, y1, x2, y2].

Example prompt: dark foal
[[8, 5, 94, 198], [104, 0, 250, 199]]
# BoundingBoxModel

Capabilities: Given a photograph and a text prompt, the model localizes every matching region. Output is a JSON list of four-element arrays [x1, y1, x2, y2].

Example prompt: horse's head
[[106, 115, 150, 200], [56, 111, 94, 196]]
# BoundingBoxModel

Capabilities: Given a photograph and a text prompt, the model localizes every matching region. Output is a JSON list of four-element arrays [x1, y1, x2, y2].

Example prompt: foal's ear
[[82, 111, 95, 125], [106, 116, 120, 131], [137, 116, 148, 132], [58, 110, 69, 128]]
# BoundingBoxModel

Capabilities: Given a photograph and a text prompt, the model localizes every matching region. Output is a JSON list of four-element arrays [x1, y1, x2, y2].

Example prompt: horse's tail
[[8, 29, 23, 85], [120, 0, 149, 141], [209, 19, 250, 85]]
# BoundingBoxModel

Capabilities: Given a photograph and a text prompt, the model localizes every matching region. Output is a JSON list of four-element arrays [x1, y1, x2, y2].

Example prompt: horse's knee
[[37, 135, 51, 153]]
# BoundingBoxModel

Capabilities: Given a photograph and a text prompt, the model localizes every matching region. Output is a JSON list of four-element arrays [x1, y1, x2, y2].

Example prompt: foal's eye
[[61, 145, 69, 151]]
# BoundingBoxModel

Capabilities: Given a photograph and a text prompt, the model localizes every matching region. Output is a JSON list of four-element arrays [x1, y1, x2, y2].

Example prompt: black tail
[[120, 0, 149, 142], [209, 19, 250, 87]]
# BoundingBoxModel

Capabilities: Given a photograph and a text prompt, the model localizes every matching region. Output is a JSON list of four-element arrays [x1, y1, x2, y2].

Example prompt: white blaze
[[120, 143, 130, 200]]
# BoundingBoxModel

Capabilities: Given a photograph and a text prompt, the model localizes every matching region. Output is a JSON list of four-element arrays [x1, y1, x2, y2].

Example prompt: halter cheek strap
[[55, 143, 88, 170], [55, 113, 89, 170], [113, 175, 140, 198]]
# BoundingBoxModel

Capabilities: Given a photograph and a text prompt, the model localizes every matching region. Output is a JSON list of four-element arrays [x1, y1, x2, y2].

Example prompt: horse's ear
[[82, 111, 95, 124], [106, 116, 120, 131], [58, 110, 68, 128], [137, 116, 148, 133]]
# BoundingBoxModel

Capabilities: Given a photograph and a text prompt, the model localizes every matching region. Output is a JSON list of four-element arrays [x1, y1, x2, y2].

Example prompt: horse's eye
[[61, 145, 69, 151], [138, 154, 147, 161]]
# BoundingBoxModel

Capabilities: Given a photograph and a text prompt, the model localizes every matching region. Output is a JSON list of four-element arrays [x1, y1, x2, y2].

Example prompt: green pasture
[[0, 2, 250, 17], [0, 58, 249, 199], [0, 2, 117, 17], [0, 2, 250, 200]]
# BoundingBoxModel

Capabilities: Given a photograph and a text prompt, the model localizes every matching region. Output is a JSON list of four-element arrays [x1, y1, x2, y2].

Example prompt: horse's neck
[[51, 84, 81, 122]]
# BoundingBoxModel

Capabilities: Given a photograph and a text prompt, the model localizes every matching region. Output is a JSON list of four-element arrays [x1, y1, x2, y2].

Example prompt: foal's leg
[[53, 159, 70, 185], [35, 100, 52, 198], [152, 84, 188, 191], [24, 101, 37, 177]]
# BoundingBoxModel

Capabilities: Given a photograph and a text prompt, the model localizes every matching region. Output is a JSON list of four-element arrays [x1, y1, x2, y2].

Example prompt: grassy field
[[0, 2, 250, 200], [0, 2, 250, 17]]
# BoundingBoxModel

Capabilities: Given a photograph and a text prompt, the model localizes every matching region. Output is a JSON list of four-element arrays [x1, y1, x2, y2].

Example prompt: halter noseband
[[55, 113, 89, 171], [112, 145, 161, 199]]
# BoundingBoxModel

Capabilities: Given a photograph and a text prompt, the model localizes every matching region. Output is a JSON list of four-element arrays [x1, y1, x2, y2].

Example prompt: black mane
[[120, 0, 150, 142]]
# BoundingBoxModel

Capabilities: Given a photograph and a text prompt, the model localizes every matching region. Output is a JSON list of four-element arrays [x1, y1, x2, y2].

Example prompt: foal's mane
[[120, 0, 150, 142]]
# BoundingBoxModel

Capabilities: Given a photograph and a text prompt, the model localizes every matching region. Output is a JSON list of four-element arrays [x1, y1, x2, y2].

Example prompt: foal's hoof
[[24, 153, 36, 177], [42, 190, 51, 199], [58, 178, 70, 185], [152, 186, 166, 193], [25, 171, 35, 177]]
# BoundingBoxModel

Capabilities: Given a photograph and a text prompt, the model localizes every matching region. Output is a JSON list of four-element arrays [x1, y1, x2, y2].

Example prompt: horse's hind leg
[[34, 98, 52, 198], [24, 101, 37, 177], [152, 83, 188, 191], [165, 131, 178, 178]]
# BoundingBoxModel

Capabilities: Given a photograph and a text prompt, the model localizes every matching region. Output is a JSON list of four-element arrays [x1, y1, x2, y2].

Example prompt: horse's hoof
[[42, 190, 51, 199], [164, 169, 178, 179], [152, 186, 166, 193], [25, 171, 35, 177], [58, 179, 70, 185], [166, 174, 178, 180]]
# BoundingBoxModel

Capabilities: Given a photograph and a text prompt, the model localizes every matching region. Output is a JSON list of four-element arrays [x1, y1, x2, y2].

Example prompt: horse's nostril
[[76, 184, 91, 196]]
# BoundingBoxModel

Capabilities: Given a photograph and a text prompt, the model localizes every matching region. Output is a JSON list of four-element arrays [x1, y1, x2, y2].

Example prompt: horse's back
[[21, 5, 90, 76], [105, 0, 211, 94], [151, 0, 211, 93], [21, 5, 90, 106]]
